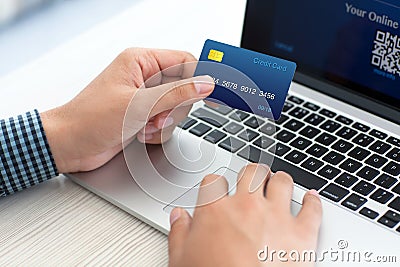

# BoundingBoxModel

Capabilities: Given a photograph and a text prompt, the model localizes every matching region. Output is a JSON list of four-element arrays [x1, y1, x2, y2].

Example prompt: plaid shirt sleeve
[[0, 110, 58, 196]]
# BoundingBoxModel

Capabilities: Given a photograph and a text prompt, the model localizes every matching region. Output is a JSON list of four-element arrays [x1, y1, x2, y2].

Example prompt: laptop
[[68, 0, 400, 263]]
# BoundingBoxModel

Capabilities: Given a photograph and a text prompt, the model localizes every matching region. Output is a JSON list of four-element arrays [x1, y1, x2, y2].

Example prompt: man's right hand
[[168, 164, 322, 267]]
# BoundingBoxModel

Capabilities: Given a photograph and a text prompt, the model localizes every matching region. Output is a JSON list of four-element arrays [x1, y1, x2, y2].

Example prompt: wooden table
[[0, 0, 245, 264]]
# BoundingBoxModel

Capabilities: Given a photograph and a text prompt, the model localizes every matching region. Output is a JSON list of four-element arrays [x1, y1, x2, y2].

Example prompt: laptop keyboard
[[178, 94, 400, 234]]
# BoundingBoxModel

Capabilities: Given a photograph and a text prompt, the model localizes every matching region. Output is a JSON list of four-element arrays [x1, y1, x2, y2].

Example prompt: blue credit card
[[194, 39, 296, 120]]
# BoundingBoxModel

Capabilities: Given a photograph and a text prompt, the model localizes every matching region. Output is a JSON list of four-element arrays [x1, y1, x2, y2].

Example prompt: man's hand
[[40, 48, 214, 173], [168, 164, 322, 267]]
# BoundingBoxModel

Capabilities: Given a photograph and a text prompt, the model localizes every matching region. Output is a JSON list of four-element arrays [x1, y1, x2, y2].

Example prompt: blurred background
[[0, 0, 138, 76]]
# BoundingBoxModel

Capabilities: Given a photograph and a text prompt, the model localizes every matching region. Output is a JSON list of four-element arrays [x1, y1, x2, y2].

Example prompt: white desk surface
[[0, 0, 246, 265]]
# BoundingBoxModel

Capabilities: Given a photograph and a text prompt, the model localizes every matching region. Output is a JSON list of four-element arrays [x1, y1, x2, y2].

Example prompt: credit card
[[194, 39, 296, 120]]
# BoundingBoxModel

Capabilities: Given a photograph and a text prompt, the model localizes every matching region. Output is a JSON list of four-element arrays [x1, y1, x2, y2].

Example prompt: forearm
[[0, 110, 58, 196]]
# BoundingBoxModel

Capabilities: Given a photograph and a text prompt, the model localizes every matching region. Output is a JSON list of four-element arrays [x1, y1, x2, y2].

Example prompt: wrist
[[40, 107, 75, 173]]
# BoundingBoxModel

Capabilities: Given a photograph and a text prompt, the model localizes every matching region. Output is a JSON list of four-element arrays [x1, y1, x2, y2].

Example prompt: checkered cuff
[[0, 110, 58, 196]]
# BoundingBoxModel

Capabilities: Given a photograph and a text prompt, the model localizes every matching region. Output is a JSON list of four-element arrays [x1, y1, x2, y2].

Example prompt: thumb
[[137, 75, 214, 118], [168, 207, 192, 261]]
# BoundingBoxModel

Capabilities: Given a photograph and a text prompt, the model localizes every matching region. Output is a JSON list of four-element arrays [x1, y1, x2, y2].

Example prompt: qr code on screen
[[371, 30, 400, 76]]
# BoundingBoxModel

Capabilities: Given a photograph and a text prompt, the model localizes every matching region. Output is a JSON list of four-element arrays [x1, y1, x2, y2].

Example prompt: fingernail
[[161, 117, 174, 128], [144, 124, 159, 134], [137, 133, 153, 142], [309, 189, 319, 198], [170, 208, 181, 225], [144, 134, 153, 141], [260, 164, 270, 171], [195, 82, 213, 95]]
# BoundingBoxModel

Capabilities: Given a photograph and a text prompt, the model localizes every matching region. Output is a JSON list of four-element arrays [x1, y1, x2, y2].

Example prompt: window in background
[[0, 0, 137, 76]]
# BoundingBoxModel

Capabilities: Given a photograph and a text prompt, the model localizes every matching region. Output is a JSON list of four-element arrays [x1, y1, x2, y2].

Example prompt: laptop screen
[[241, 0, 399, 115]]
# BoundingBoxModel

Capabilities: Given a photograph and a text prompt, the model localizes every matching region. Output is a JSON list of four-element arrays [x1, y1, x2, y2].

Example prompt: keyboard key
[[244, 116, 264, 128], [253, 136, 274, 149], [386, 148, 400, 162], [178, 117, 197, 130], [290, 137, 312, 150], [289, 107, 309, 119], [339, 159, 362, 173], [204, 130, 227, 144], [352, 122, 370, 132], [189, 123, 211, 136], [374, 174, 397, 189], [269, 143, 290, 156], [334, 173, 358, 188], [317, 165, 340, 179], [275, 130, 296, 143], [282, 101, 294, 112], [270, 157, 328, 190], [301, 157, 324, 172], [287, 95, 304, 104], [369, 129, 388, 140], [348, 147, 371, 161], [387, 136, 400, 147], [319, 108, 336, 118], [389, 197, 400, 212], [352, 181, 376, 196], [303, 102, 320, 111], [224, 122, 244, 134], [365, 154, 388, 168], [379, 218, 399, 229], [229, 110, 249, 122], [377, 216, 397, 228], [191, 108, 229, 127], [335, 127, 357, 140], [382, 161, 400, 176], [284, 150, 307, 164], [238, 145, 273, 164], [332, 140, 354, 153], [352, 133, 374, 147], [320, 183, 349, 202], [392, 183, 400, 195], [283, 119, 305, 132], [205, 103, 233, 115], [218, 137, 245, 153], [356, 166, 379, 181], [323, 151, 345, 165], [238, 129, 259, 142], [335, 115, 353, 125], [315, 133, 337, 146], [359, 207, 379, 219], [319, 120, 341, 133], [370, 188, 394, 204], [275, 114, 289, 125], [369, 141, 391, 154], [299, 126, 321, 139], [306, 144, 328, 158], [304, 114, 325, 126], [384, 210, 400, 223], [260, 123, 279, 136], [342, 193, 367, 211]]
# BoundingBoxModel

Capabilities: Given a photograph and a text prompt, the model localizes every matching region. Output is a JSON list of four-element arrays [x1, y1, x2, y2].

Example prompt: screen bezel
[[240, 0, 400, 124]]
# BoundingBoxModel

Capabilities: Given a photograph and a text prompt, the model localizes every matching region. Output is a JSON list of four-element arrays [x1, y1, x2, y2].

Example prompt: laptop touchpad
[[163, 167, 302, 216]]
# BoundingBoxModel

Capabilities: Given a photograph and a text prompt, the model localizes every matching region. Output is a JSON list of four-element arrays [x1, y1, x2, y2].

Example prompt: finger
[[297, 190, 323, 235], [122, 48, 196, 83], [153, 106, 192, 129], [168, 207, 192, 261], [133, 75, 214, 119], [236, 164, 270, 196], [197, 174, 228, 206], [265, 171, 294, 209], [137, 127, 175, 144], [204, 100, 222, 109]]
